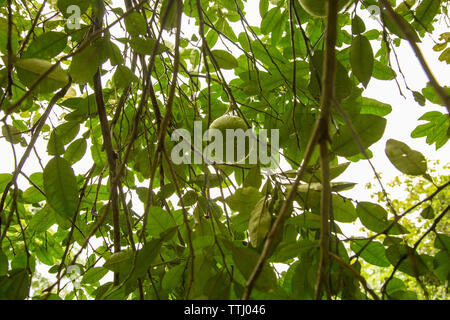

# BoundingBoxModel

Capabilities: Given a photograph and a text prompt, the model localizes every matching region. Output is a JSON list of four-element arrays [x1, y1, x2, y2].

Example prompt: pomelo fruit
[[298, 0, 350, 18], [207, 115, 254, 164]]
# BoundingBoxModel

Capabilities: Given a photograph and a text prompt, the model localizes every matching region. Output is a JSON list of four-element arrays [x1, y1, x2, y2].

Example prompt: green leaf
[[128, 37, 169, 55], [146, 206, 178, 238], [23, 32, 67, 60], [160, 0, 178, 30], [124, 12, 147, 36], [103, 251, 132, 273], [360, 97, 392, 116], [413, 91, 426, 106], [385, 139, 427, 176], [386, 278, 406, 295], [350, 240, 390, 267], [248, 197, 271, 247], [43, 157, 79, 219], [420, 205, 435, 219], [0, 173, 12, 192], [261, 7, 281, 35], [438, 48, 450, 64], [69, 46, 101, 84], [2, 269, 30, 300], [332, 195, 357, 223], [1, 124, 22, 144], [380, 9, 420, 42], [414, 0, 440, 32], [332, 114, 387, 157], [64, 138, 87, 164], [47, 121, 80, 156], [113, 65, 138, 89], [0, 250, 7, 276], [211, 50, 238, 70], [352, 15, 366, 34], [226, 187, 262, 215], [179, 190, 198, 207], [134, 239, 162, 278], [231, 245, 277, 292], [385, 244, 429, 276], [372, 60, 396, 80], [350, 35, 374, 87], [16, 59, 69, 94], [356, 202, 388, 234], [411, 111, 449, 149], [81, 267, 109, 284], [57, 0, 91, 18]]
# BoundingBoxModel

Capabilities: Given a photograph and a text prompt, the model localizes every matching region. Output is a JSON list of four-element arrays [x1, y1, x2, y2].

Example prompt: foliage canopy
[[0, 0, 449, 300]]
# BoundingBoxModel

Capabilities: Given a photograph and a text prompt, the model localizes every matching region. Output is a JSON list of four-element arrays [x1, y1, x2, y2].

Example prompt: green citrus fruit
[[207, 115, 252, 164], [298, 0, 350, 18], [209, 115, 248, 132]]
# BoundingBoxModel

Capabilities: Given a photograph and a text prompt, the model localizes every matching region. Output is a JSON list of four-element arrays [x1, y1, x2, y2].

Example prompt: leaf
[[261, 7, 281, 35], [356, 202, 388, 234], [420, 205, 435, 219], [351, 15, 366, 34], [113, 65, 138, 89], [23, 32, 67, 60], [226, 187, 262, 215], [64, 138, 87, 164], [0, 173, 11, 192], [231, 245, 277, 292], [1, 124, 22, 144], [47, 121, 80, 156], [385, 245, 429, 277], [332, 114, 387, 157], [438, 48, 450, 64], [359, 97, 392, 116], [128, 37, 169, 55], [332, 195, 357, 223], [81, 267, 109, 284], [179, 190, 197, 207], [380, 9, 420, 42], [414, 0, 440, 32], [211, 49, 238, 70], [248, 197, 271, 247], [386, 278, 406, 295], [43, 157, 79, 219], [160, 0, 178, 30], [411, 111, 449, 149], [69, 46, 101, 84], [146, 206, 178, 238], [0, 250, 7, 276], [57, 0, 91, 18], [2, 269, 30, 300], [385, 139, 427, 176], [16, 59, 69, 94], [103, 251, 132, 273], [350, 240, 390, 267], [372, 60, 396, 80], [133, 239, 162, 278], [124, 12, 147, 36], [350, 35, 374, 87]]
